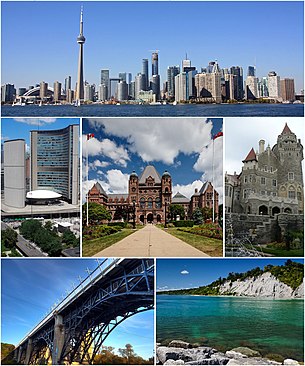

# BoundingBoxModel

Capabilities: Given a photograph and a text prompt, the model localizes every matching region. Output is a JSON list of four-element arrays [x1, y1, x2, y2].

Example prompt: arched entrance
[[147, 213, 153, 223], [157, 214, 161, 222], [284, 207, 292, 213], [272, 207, 280, 216], [259, 205, 268, 215]]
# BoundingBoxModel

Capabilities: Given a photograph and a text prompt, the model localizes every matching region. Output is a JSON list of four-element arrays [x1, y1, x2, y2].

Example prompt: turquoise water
[[157, 295, 304, 361]]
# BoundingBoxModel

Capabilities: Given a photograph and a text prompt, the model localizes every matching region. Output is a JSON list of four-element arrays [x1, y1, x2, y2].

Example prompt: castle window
[[165, 187, 169, 193], [244, 176, 248, 183], [155, 197, 161, 208], [225, 185, 229, 196], [261, 190, 266, 195], [261, 177, 266, 185], [288, 190, 296, 199], [264, 165, 267, 171], [288, 172, 294, 181], [272, 179, 277, 187], [243, 189, 249, 199], [147, 198, 153, 209], [270, 166, 273, 172], [140, 198, 145, 209], [297, 192, 302, 201]]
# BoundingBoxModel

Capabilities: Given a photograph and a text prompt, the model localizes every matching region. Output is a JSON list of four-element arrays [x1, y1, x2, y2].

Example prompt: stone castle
[[88, 165, 219, 224], [225, 123, 303, 216]]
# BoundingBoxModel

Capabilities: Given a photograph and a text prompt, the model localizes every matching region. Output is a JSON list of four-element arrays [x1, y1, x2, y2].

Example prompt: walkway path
[[93, 225, 209, 257]]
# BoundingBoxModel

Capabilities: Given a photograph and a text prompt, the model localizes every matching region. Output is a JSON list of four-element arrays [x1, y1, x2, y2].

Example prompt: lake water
[[2, 103, 303, 117], [157, 295, 304, 361]]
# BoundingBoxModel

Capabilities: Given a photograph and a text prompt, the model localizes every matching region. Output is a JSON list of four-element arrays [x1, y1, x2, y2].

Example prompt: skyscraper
[[245, 76, 258, 100], [281, 78, 295, 102], [53, 81, 62, 102], [167, 66, 180, 98], [247, 66, 256, 77], [151, 51, 160, 99], [64, 76, 72, 94], [229, 66, 243, 100], [142, 59, 149, 90], [75, 8, 85, 102], [40, 81, 48, 99], [100, 69, 110, 100], [31, 125, 79, 205], [268, 71, 281, 99], [152, 52, 159, 76]]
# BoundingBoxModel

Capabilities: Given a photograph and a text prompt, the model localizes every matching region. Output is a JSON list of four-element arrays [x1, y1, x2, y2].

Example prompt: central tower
[[76, 7, 85, 102]]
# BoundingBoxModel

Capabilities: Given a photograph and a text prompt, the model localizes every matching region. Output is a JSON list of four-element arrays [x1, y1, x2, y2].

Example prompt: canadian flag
[[213, 131, 223, 140], [87, 133, 95, 140]]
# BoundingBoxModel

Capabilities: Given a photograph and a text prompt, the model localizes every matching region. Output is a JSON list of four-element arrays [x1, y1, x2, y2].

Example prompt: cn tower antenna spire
[[76, 5, 85, 103]]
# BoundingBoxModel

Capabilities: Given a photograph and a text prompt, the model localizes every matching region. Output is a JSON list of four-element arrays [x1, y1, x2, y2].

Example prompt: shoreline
[[156, 340, 302, 365], [157, 293, 304, 300]]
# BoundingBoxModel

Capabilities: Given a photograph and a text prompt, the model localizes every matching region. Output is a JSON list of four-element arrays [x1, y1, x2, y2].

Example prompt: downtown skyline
[[2, 2, 304, 93]]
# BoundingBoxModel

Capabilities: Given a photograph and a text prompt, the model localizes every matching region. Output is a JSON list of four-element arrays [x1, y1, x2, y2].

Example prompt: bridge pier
[[17, 345, 23, 364], [13, 348, 18, 361], [24, 338, 33, 365], [52, 313, 65, 365]]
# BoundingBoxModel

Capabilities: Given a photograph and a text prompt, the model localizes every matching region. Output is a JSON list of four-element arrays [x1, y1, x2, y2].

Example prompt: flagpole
[[86, 136, 89, 226], [212, 138, 215, 223]]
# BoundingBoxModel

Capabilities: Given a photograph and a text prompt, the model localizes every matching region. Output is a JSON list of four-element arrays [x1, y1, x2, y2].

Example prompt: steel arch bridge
[[11, 258, 154, 365]]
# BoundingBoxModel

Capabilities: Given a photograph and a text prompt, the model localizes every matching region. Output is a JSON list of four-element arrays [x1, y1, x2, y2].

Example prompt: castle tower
[[274, 123, 304, 213], [76, 7, 85, 102]]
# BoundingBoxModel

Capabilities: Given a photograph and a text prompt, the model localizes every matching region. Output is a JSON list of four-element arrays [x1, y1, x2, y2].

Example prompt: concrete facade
[[4, 139, 26, 208]]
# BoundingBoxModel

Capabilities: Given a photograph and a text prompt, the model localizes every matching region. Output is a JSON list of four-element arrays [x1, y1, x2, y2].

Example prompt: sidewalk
[[93, 224, 210, 257]]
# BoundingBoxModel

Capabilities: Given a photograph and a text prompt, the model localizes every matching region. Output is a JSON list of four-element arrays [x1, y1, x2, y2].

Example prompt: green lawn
[[260, 244, 304, 257], [82, 229, 136, 257], [164, 228, 223, 257]]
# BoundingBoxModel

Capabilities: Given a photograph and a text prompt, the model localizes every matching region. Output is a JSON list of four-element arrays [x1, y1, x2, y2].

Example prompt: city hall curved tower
[[76, 7, 85, 102]]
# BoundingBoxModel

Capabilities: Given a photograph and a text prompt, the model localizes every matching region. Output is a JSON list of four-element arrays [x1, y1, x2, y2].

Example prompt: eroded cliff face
[[219, 272, 304, 299]]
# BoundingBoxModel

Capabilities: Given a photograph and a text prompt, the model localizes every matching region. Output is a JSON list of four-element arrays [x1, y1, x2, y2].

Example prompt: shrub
[[108, 222, 127, 228], [172, 220, 194, 227]]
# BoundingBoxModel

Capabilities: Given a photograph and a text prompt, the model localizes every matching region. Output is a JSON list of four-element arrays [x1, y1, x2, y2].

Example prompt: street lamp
[[132, 200, 136, 229], [164, 201, 167, 228]]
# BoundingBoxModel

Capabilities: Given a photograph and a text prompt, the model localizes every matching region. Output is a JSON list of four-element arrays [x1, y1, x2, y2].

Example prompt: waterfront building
[[117, 80, 128, 101], [267, 71, 281, 99], [129, 81, 135, 99], [137, 90, 155, 103], [30, 125, 79, 205], [66, 89, 74, 103], [18, 88, 27, 96], [109, 78, 120, 99], [142, 59, 149, 90], [98, 84, 107, 101], [39, 81, 48, 99], [258, 77, 269, 98], [88, 165, 219, 223], [151, 74, 160, 100], [224, 74, 236, 100], [175, 72, 187, 102], [64, 76, 72, 94], [4, 139, 26, 208], [100, 69, 110, 100], [53, 81, 62, 102], [225, 123, 303, 215], [230, 66, 243, 100], [1, 84, 16, 102], [135, 73, 146, 100], [247, 66, 256, 77], [245, 76, 258, 100], [281, 78, 295, 102], [84, 83, 95, 102], [75, 8, 86, 102], [151, 51, 160, 99], [194, 64, 222, 103], [152, 52, 159, 76], [207, 61, 216, 74], [167, 66, 180, 98]]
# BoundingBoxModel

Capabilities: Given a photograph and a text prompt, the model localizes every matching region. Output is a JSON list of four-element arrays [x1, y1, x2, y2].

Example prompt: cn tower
[[76, 7, 85, 102]]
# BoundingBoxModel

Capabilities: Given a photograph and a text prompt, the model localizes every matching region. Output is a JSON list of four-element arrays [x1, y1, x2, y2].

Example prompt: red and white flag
[[87, 133, 95, 140], [213, 131, 223, 140]]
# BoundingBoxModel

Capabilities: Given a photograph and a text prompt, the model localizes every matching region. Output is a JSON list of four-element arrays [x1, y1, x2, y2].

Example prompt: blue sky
[[1, 259, 154, 359], [157, 258, 304, 290], [1, 118, 79, 146], [82, 117, 223, 202], [2, 1, 304, 92]]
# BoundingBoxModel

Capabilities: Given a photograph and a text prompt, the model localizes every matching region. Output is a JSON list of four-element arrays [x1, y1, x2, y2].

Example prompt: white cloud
[[173, 180, 204, 199], [181, 270, 189, 275], [225, 117, 304, 175], [194, 136, 223, 202], [13, 118, 57, 126], [82, 135, 130, 167], [82, 169, 129, 202], [88, 118, 213, 164], [89, 159, 110, 171]]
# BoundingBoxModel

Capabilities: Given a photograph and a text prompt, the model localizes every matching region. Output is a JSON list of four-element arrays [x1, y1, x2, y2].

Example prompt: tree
[[44, 220, 54, 232], [218, 204, 223, 227], [20, 219, 42, 241], [192, 208, 203, 225], [62, 231, 78, 248], [118, 344, 136, 363], [169, 204, 185, 220], [82, 202, 112, 225], [201, 207, 213, 221], [1, 228, 17, 249]]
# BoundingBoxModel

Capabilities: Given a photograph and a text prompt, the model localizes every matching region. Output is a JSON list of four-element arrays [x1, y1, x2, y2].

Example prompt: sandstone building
[[88, 165, 219, 224]]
